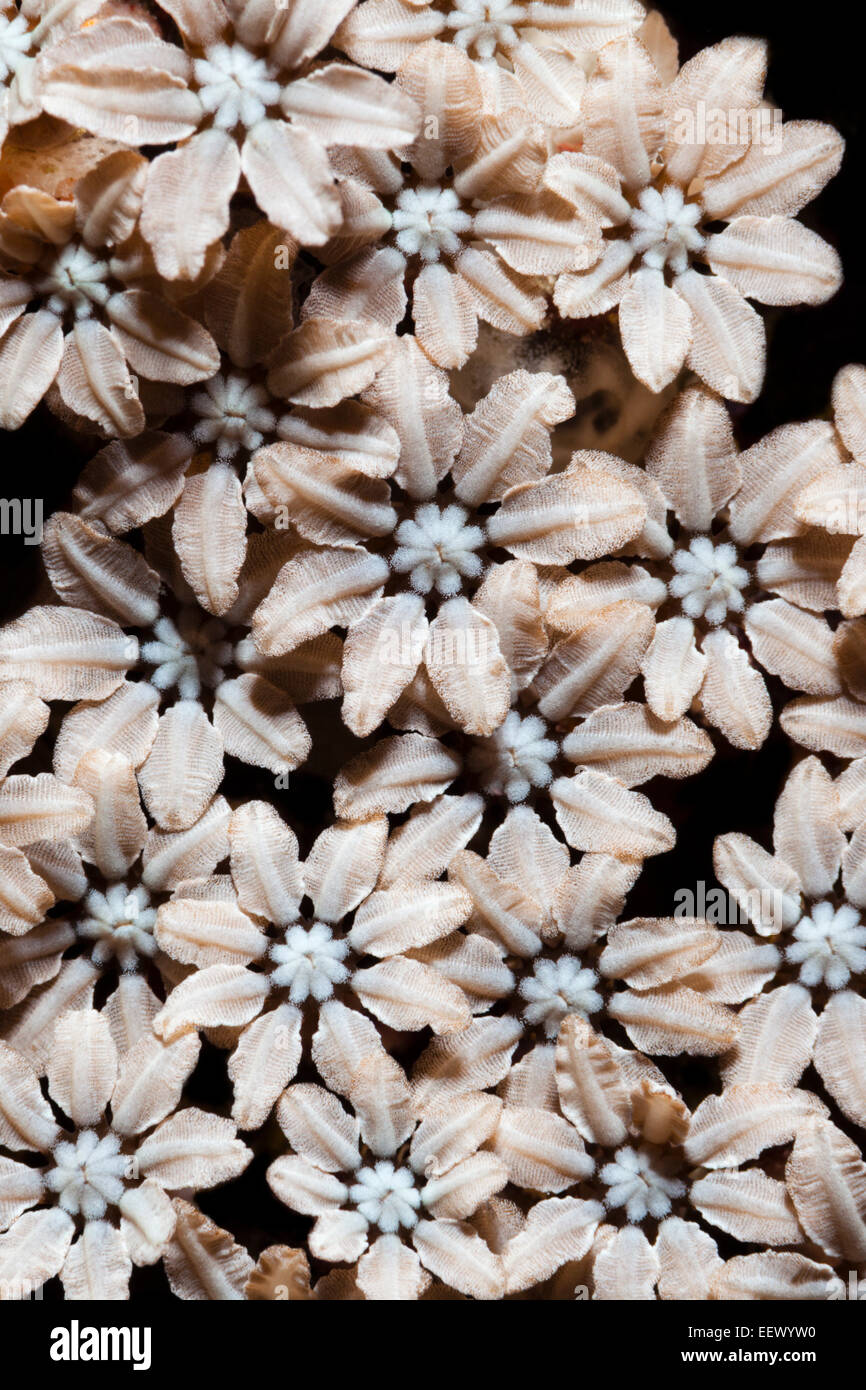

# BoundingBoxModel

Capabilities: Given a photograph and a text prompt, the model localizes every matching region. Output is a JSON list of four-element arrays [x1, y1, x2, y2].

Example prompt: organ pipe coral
[[0, 1, 861, 1306]]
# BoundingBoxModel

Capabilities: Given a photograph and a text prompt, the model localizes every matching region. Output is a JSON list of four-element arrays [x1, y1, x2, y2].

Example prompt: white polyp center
[[391, 186, 473, 263], [270, 922, 350, 1004], [669, 536, 749, 625], [469, 712, 558, 803], [191, 371, 278, 460], [518, 955, 602, 1037], [79, 884, 157, 970], [36, 242, 111, 320], [444, 0, 523, 59], [141, 612, 234, 701], [46, 1131, 129, 1221], [349, 1160, 421, 1233], [600, 1144, 686, 1223], [193, 42, 280, 131], [628, 186, 705, 275], [0, 11, 33, 81], [786, 901, 866, 990], [392, 502, 484, 595]]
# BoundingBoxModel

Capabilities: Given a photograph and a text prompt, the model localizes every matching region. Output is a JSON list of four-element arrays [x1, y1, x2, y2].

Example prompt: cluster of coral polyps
[[0, 0, 862, 1302]]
